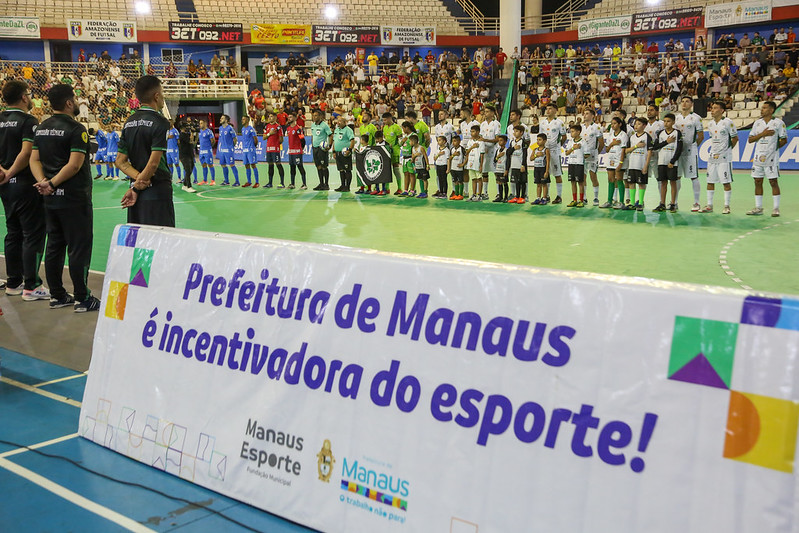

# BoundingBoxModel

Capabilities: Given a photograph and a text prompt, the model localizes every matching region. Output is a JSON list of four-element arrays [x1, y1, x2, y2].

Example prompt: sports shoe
[[668, 204, 676, 213], [209, 180, 216, 186], [567, 200, 578, 207], [746, 207, 764, 216], [394, 189, 402, 195], [95, 174, 103, 180], [321, 185, 330, 190], [691, 203, 701, 212], [22, 286, 50, 301], [653, 204, 666, 212], [417, 192, 428, 199], [722, 205, 731, 215], [355, 187, 365, 194], [185, 186, 196, 193], [481, 193, 489, 200], [277, 184, 285, 189], [313, 184, 322, 191], [253, 183, 261, 189], [612, 201, 622, 209], [74, 295, 101, 313], [455, 195, 464, 200], [242, 182, 252, 188], [50, 294, 75, 309], [220, 181, 229, 186], [408, 190, 416, 197], [300, 185, 307, 190], [288, 184, 296, 189], [532, 198, 541, 205], [265, 183, 273, 188], [232, 182, 240, 187], [492, 196, 503, 202], [772, 208, 780, 217], [620, 204, 633, 211], [377, 190, 387, 196], [636, 203, 644, 212], [471, 195, 481, 202], [112, 176, 120, 181], [700, 205, 713, 213], [399, 191, 408, 196], [576, 201, 585, 208], [5, 283, 23, 296], [599, 201, 612, 209], [593, 198, 599, 206], [552, 195, 562, 204], [197, 181, 207, 186], [104, 176, 113, 181], [540, 197, 549, 205]]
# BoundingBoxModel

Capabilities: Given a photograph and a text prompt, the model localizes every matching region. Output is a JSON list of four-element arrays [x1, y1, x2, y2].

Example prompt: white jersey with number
[[480, 119, 501, 172], [566, 137, 584, 165], [539, 117, 566, 150], [674, 112, 703, 147], [460, 119, 480, 142], [707, 117, 738, 163], [508, 138, 526, 169], [433, 121, 455, 146], [507, 122, 530, 142], [644, 119, 664, 170], [627, 132, 651, 171], [656, 129, 682, 166], [582, 122, 603, 156], [465, 139, 485, 171], [751, 117, 786, 163]]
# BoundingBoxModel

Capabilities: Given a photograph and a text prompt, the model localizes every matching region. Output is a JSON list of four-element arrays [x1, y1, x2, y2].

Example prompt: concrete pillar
[[223, 101, 238, 129], [235, 45, 242, 73], [523, 0, 543, 31], [43, 40, 51, 63], [500, 0, 522, 71], [143, 43, 150, 66]]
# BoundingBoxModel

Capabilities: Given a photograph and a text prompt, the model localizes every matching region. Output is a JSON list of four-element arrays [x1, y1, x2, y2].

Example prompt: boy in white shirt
[[564, 125, 586, 207], [464, 125, 485, 201], [448, 135, 466, 200], [433, 135, 451, 199], [625, 117, 653, 212], [493, 135, 509, 202], [530, 133, 551, 205], [507, 125, 528, 203], [653, 113, 683, 212]]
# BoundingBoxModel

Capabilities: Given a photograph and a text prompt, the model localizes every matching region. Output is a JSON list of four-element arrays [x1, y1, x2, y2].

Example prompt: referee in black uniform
[[0, 80, 48, 301], [116, 76, 175, 227], [29, 84, 99, 312], [178, 117, 196, 192]]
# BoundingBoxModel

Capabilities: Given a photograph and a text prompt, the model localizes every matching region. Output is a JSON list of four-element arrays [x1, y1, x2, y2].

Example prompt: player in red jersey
[[263, 112, 285, 188], [285, 113, 307, 189]]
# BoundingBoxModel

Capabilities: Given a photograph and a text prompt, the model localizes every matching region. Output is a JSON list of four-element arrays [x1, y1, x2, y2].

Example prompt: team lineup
[[93, 96, 788, 216]]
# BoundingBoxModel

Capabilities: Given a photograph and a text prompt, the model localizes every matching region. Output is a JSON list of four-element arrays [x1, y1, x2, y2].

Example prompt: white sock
[[692, 178, 700, 203], [774, 195, 780, 209], [707, 190, 715, 205], [755, 195, 763, 208], [556, 181, 563, 196], [724, 190, 731, 206], [593, 186, 599, 199]]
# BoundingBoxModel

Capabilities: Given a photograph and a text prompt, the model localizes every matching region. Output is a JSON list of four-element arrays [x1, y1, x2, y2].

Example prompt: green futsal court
[[5, 164, 798, 295]]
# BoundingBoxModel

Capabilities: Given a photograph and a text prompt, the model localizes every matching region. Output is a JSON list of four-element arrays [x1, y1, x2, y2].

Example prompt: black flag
[[355, 145, 393, 185]]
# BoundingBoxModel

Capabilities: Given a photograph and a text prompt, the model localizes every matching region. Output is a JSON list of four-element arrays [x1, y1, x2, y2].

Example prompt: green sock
[[638, 189, 646, 204], [616, 181, 625, 202], [607, 182, 615, 202]]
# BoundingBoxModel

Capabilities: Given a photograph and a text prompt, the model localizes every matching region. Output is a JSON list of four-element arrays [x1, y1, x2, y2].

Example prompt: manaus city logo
[[317, 439, 335, 482]]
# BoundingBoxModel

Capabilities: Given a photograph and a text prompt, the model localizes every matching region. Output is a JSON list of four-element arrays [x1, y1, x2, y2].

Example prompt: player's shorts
[[510, 168, 524, 183], [707, 160, 733, 184], [218, 149, 234, 166], [401, 159, 415, 174], [166, 150, 179, 165], [677, 144, 698, 179], [584, 152, 599, 173], [468, 169, 482, 181], [243, 150, 258, 166], [752, 153, 779, 180], [606, 154, 622, 170], [533, 166, 550, 184], [496, 169, 509, 183], [391, 147, 401, 165], [312, 146, 329, 168], [265, 151, 282, 164], [105, 152, 118, 163], [626, 169, 643, 183], [94, 149, 106, 163], [288, 154, 303, 166], [657, 165, 678, 182], [567, 163, 585, 182], [451, 170, 464, 183], [547, 147, 563, 176], [416, 168, 430, 181], [336, 152, 353, 171], [199, 149, 213, 165]]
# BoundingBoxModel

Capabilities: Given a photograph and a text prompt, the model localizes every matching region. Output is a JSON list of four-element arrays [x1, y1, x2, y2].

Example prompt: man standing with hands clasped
[[29, 84, 99, 312], [116, 75, 175, 227]]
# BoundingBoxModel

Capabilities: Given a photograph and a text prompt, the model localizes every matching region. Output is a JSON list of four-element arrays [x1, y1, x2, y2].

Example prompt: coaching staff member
[[29, 84, 99, 312], [116, 75, 175, 226], [0, 80, 48, 301]]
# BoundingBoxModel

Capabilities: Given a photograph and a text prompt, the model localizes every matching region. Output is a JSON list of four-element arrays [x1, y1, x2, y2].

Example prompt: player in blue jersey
[[240, 116, 260, 188], [104, 123, 120, 180], [198, 118, 216, 185], [217, 114, 240, 186], [94, 126, 107, 179], [166, 119, 183, 183]]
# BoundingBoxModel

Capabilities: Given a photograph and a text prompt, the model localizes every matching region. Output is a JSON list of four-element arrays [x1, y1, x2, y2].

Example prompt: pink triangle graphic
[[669, 353, 729, 389], [130, 269, 148, 288]]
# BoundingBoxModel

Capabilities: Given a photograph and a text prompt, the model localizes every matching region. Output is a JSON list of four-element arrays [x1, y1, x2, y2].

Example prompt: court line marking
[[0, 432, 79, 459], [33, 372, 87, 388], [1, 376, 82, 407], [718, 218, 798, 291], [0, 456, 154, 532]]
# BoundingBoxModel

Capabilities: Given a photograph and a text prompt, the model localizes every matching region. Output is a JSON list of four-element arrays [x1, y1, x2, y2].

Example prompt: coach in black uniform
[[0, 80, 47, 300], [29, 84, 99, 312], [116, 75, 175, 227]]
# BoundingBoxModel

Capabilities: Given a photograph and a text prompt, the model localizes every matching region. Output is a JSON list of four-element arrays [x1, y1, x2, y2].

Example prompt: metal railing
[[455, 0, 487, 33], [162, 78, 248, 101]]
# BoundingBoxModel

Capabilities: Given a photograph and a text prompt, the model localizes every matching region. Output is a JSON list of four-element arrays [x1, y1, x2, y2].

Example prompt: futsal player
[[166, 119, 183, 183], [747, 101, 787, 217], [240, 116, 260, 188], [104, 123, 120, 180], [582, 109, 604, 205], [675, 96, 704, 211], [285, 114, 306, 189], [94, 124, 107, 179], [701, 101, 737, 214], [539, 103, 566, 203], [198, 119, 216, 185], [217, 114, 240, 186], [264, 112, 285, 188], [381, 112, 403, 194], [479, 106, 501, 201]]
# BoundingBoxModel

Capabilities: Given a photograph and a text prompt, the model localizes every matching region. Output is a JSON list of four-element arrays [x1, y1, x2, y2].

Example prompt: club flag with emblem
[[355, 145, 393, 185]]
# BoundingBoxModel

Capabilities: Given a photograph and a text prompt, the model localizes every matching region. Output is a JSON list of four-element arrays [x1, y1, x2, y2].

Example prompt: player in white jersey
[[675, 96, 705, 211], [624, 117, 653, 212], [747, 100, 787, 217], [701, 100, 738, 214], [480, 106, 501, 200], [600, 116, 628, 208], [539, 103, 566, 203], [459, 108, 480, 196], [432, 110, 455, 147], [582, 109, 604, 206], [644, 104, 664, 188], [506, 125, 529, 203], [507, 109, 530, 200], [652, 113, 683, 212], [564, 124, 586, 207]]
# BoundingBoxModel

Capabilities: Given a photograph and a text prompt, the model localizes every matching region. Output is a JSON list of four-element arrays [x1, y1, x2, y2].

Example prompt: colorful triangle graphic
[[669, 353, 729, 390], [130, 269, 148, 288]]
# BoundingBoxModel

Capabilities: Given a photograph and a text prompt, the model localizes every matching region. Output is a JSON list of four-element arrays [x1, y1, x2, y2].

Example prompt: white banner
[[380, 26, 436, 46], [705, 1, 772, 28], [80, 226, 799, 532], [577, 16, 632, 40], [67, 19, 137, 42], [0, 16, 40, 39]]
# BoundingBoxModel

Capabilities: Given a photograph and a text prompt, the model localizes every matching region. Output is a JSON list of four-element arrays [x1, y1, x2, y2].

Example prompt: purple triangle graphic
[[670, 353, 729, 389], [130, 269, 148, 288]]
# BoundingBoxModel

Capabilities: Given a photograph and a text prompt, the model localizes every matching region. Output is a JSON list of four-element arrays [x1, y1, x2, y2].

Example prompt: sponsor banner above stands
[[704, 1, 772, 28], [0, 16, 40, 39], [312, 25, 380, 45], [380, 26, 436, 46], [631, 8, 703, 34], [577, 15, 632, 40], [80, 223, 799, 532], [169, 22, 243, 42], [250, 24, 311, 45], [67, 19, 137, 42]]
